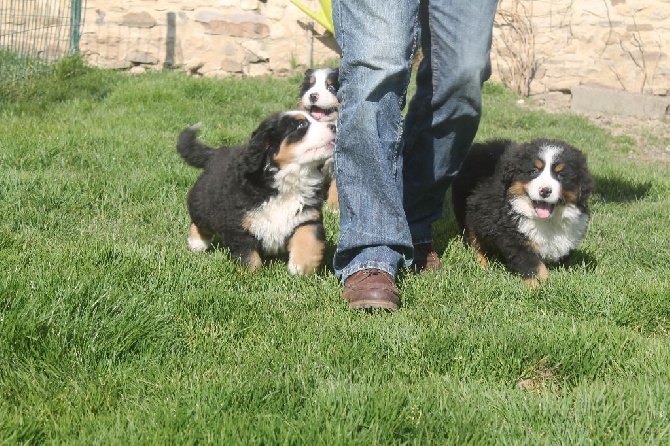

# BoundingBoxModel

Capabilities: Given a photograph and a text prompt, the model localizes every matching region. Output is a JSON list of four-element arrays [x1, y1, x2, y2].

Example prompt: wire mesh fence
[[0, 0, 86, 83]]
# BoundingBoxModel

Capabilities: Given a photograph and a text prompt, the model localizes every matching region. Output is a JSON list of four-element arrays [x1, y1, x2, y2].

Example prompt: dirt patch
[[517, 355, 561, 394], [517, 92, 670, 164]]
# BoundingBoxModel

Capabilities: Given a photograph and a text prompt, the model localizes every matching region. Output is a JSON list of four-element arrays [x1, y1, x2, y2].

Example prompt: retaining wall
[[72, 0, 669, 97]]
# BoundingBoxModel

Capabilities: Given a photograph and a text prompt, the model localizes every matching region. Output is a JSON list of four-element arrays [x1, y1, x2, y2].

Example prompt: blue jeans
[[332, 0, 498, 282]]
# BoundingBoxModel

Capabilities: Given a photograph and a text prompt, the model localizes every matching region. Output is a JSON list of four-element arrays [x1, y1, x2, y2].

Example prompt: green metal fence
[[0, 0, 86, 82]]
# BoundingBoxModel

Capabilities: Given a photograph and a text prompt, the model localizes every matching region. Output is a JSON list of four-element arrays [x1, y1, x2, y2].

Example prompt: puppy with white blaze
[[451, 138, 594, 287], [177, 111, 336, 275], [297, 67, 340, 209], [298, 67, 339, 123]]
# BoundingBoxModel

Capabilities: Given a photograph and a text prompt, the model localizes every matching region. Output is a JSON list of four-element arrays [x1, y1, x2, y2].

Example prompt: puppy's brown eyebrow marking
[[554, 163, 565, 172], [309, 75, 315, 84], [534, 160, 544, 169]]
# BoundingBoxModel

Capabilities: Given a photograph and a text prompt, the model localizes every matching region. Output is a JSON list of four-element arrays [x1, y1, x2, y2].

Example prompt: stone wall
[[80, 0, 339, 77], [493, 0, 670, 96], [77, 0, 669, 97]]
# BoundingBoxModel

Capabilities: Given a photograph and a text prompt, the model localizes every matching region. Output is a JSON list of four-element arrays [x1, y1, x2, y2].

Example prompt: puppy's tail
[[177, 123, 215, 169]]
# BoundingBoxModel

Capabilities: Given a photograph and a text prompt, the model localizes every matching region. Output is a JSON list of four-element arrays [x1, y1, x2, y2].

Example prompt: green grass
[[1, 60, 669, 444]]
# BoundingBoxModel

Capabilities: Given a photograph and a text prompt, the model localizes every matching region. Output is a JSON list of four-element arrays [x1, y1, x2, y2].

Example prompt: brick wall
[[78, 0, 669, 96]]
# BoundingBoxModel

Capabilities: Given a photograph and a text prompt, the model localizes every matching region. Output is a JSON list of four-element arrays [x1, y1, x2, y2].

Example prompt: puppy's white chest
[[244, 193, 315, 256], [517, 205, 590, 261]]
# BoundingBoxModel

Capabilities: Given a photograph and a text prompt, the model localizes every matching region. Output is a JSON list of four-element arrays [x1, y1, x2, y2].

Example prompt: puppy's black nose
[[328, 124, 336, 133], [309, 93, 319, 103], [539, 186, 552, 198]]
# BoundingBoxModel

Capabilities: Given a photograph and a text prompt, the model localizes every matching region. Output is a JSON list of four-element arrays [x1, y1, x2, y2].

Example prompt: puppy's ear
[[244, 113, 282, 173], [298, 69, 315, 102], [331, 68, 341, 91], [577, 157, 595, 207], [499, 141, 522, 187]]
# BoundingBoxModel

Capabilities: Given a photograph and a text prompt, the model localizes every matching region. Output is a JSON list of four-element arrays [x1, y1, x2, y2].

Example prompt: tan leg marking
[[245, 250, 263, 272], [287, 224, 325, 275], [326, 179, 339, 209], [523, 278, 539, 289], [187, 223, 212, 252], [522, 262, 549, 289], [468, 229, 489, 268]]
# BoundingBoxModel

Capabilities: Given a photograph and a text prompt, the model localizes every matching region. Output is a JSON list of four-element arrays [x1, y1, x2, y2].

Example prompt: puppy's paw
[[187, 238, 210, 252], [522, 263, 548, 289], [187, 223, 211, 252]]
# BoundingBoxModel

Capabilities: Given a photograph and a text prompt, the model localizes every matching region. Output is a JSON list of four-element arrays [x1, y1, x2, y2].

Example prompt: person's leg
[[332, 0, 420, 284], [403, 0, 499, 255]]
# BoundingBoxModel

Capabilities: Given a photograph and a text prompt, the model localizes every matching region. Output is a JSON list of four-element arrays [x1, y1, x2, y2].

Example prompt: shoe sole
[[348, 297, 399, 311]]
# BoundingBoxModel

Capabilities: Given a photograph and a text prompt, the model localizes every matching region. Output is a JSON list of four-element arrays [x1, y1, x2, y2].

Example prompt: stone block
[[121, 11, 157, 28], [246, 61, 270, 76], [240, 0, 259, 11], [571, 85, 670, 118], [221, 59, 243, 72], [204, 14, 270, 38], [107, 61, 133, 70], [195, 11, 224, 23], [125, 50, 159, 65], [241, 40, 268, 62]]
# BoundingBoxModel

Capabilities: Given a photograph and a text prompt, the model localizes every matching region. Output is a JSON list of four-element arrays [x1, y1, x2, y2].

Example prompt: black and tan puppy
[[297, 67, 339, 123], [452, 138, 594, 287], [297, 67, 340, 209], [177, 111, 336, 275]]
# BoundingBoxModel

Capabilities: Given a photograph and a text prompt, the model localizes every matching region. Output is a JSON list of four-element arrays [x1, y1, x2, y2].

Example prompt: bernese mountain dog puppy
[[451, 138, 594, 287], [177, 111, 336, 275], [298, 67, 339, 123], [297, 67, 340, 209]]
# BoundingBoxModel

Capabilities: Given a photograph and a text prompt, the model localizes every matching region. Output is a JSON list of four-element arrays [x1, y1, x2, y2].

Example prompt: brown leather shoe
[[412, 242, 442, 273], [342, 269, 400, 311]]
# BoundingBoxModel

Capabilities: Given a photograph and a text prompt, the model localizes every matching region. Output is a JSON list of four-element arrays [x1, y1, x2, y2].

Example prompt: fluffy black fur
[[177, 111, 336, 275], [452, 138, 594, 285]]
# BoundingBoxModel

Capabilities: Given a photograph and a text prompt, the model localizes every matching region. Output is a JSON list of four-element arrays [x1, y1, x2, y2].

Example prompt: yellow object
[[290, 0, 334, 34]]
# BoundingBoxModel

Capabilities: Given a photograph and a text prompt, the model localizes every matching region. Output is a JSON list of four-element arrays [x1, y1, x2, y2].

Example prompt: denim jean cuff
[[340, 261, 397, 284]]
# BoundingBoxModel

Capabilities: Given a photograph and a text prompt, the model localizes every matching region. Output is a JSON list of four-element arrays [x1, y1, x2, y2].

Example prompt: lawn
[[1, 59, 669, 444]]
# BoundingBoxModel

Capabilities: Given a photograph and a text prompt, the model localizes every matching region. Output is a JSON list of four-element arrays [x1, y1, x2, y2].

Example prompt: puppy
[[177, 111, 336, 275], [451, 139, 594, 287], [298, 67, 339, 123], [297, 67, 340, 209]]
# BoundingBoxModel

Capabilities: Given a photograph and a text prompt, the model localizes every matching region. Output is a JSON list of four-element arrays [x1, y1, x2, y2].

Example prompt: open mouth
[[532, 200, 555, 219], [309, 106, 336, 121]]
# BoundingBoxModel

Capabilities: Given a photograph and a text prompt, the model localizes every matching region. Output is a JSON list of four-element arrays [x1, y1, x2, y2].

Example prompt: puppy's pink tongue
[[534, 202, 553, 218], [312, 111, 326, 120]]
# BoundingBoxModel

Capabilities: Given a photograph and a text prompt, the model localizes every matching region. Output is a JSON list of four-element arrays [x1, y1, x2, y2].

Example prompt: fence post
[[69, 0, 83, 54], [164, 12, 176, 69]]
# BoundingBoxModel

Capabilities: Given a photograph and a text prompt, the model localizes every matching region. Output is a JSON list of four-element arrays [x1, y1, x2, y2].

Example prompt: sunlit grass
[[1, 60, 669, 444]]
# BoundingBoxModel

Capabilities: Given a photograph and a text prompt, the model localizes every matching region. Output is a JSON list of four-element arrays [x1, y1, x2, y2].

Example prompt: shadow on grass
[[593, 175, 653, 203], [561, 250, 597, 273], [321, 242, 337, 275]]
